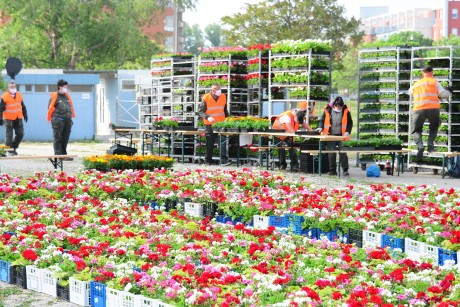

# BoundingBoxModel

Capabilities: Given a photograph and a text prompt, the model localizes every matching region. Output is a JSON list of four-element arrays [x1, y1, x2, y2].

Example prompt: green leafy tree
[[204, 23, 226, 47], [0, 0, 196, 69], [221, 0, 362, 53], [332, 46, 359, 96], [434, 34, 460, 46], [184, 23, 205, 55]]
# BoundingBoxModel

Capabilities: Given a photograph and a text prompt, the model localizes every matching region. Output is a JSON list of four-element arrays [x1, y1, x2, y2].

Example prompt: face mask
[[9, 88, 17, 94], [60, 88, 68, 94], [214, 89, 221, 96], [333, 107, 342, 113]]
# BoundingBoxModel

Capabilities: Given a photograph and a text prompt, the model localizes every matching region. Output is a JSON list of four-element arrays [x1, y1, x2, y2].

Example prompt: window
[[70, 85, 93, 92], [453, 8, 458, 19], [121, 80, 135, 91], [453, 28, 458, 36], [35, 85, 47, 92], [24, 85, 32, 92], [164, 16, 174, 32]]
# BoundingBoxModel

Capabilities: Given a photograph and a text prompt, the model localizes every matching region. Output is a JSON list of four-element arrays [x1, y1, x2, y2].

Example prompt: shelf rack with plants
[[268, 40, 332, 124], [357, 46, 412, 167], [246, 44, 271, 117], [407, 46, 460, 173]]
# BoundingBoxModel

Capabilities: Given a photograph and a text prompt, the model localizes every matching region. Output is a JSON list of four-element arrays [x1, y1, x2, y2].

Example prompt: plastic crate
[[348, 228, 363, 248], [26, 265, 42, 292], [287, 215, 304, 235], [269, 215, 288, 229], [40, 268, 58, 297], [301, 228, 318, 239], [317, 229, 339, 241], [106, 287, 122, 307], [404, 238, 423, 261], [134, 295, 161, 307], [157, 301, 175, 307], [69, 277, 90, 306], [381, 234, 405, 253], [57, 283, 70, 301], [216, 215, 232, 224], [203, 202, 218, 218], [422, 243, 439, 263], [253, 215, 270, 229], [90, 281, 107, 307], [363, 230, 382, 248], [0, 259, 11, 283], [120, 291, 136, 307], [9, 265, 27, 289], [438, 248, 458, 266], [184, 202, 203, 217]]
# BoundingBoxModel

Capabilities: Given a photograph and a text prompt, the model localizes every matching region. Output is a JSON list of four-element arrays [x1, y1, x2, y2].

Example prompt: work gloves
[[447, 86, 454, 93], [315, 127, 322, 133]]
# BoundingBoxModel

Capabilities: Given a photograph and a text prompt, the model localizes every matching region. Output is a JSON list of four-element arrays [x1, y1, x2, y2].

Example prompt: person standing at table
[[47, 79, 75, 160], [409, 66, 452, 161], [198, 84, 232, 166], [316, 96, 353, 176], [0, 81, 28, 155], [272, 101, 313, 171]]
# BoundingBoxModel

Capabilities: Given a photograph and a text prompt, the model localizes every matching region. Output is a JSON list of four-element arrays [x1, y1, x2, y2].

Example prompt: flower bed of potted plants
[[83, 154, 174, 171], [152, 117, 180, 130]]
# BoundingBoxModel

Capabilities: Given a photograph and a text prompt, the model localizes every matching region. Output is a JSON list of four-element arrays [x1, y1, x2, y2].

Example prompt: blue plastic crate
[[287, 214, 304, 234], [133, 265, 142, 272], [438, 248, 458, 266], [301, 228, 318, 239], [3, 232, 16, 236], [90, 281, 107, 307], [150, 201, 158, 210], [381, 234, 405, 253], [216, 215, 233, 224], [317, 229, 339, 241], [0, 260, 11, 283], [269, 215, 288, 228]]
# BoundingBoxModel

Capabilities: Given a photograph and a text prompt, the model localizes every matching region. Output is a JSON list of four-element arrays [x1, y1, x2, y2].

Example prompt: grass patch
[[0, 286, 25, 307]]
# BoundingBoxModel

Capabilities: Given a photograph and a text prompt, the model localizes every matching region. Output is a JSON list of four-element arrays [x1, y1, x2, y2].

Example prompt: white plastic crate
[[405, 238, 423, 261], [40, 268, 58, 296], [69, 277, 91, 306], [134, 295, 161, 307], [363, 230, 382, 248], [120, 291, 136, 307], [253, 215, 270, 229], [422, 243, 439, 263], [157, 301, 175, 307], [26, 265, 42, 292], [106, 287, 122, 307], [184, 202, 203, 217]]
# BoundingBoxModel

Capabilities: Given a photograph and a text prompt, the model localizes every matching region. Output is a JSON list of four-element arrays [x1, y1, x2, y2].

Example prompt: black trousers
[[52, 118, 72, 155], [205, 125, 228, 163], [276, 137, 298, 168], [4, 119, 24, 149], [411, 109, 440, 149]]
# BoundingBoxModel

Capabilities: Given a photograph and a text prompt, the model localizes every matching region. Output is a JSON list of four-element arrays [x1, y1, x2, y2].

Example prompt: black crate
[[9, 265, 27, 289], [299, 153, 329, 174], [57, 284, 70, 301], [348, 228, 363, 248], [106, 144, 137, 156], [203, 202, 218, 218]]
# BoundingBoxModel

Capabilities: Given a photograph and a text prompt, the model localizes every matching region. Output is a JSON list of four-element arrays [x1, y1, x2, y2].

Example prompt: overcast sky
[[183, 0, 445, 30]]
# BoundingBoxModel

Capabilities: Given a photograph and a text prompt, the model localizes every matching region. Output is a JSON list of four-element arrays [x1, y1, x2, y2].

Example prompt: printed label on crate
[[363, 230, 382, 248], [253, 215, 270, 229]]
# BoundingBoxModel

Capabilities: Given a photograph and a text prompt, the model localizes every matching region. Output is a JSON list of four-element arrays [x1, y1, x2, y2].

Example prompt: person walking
[[0, 81, 28, 155], [47, 79, 75, 160], [198, 84, 232, 166], [317, 97, 353, 176], [409, 66, 452, 161], [272, 101, 313, 171]]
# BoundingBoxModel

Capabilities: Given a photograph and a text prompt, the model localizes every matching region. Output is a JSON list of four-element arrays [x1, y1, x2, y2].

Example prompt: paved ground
[[0, 141, 458, 306]]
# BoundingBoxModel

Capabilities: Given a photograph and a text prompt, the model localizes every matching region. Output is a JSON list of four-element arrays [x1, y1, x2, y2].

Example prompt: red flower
[[22, 249, 38, 261], [332, 291, 343, 300]]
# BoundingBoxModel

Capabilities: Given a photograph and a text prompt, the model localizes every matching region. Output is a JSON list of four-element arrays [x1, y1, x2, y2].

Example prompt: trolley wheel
[[433, 169, 438, 175], [413, 167, 418, 174], [361, 163, 367, 170]]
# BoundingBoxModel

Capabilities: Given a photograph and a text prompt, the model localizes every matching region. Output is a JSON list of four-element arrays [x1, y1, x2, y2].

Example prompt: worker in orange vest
[[198, 84, 232, 166], [409, 66, 452, 161], [317, 97, 353, 176], [272, 101, 313, 171], [0, 81, 28, 155]]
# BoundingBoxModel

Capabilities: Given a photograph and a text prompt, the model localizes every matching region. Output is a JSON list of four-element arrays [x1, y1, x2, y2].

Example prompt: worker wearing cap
[[317, 96, 353, 176], [272, 101, 313, 171], [409, 66, 452, 161], [47, 79, 75, 159], [0, 81, 28, 155]]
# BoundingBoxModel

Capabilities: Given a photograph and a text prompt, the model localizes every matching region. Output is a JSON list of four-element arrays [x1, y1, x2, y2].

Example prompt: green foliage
[[360, 31, 432, 48], [184, 23, 205, 55], [204, 23, 226, 47]]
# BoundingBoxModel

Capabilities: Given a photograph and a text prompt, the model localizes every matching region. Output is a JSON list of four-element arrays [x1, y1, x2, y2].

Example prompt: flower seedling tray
[[40, 268, 58, 297], [90, 281, 106, 307], [363, 230, 382, 248], [26, 265, 42, 292], [0, 259, 10, 283], [57, 283, 70, 301], [253, 215, 270, 229], [9, 265, 27, 289], [69, 277, 91, 306], [438, 248, 458, 266], [348, 228, 363, 248]]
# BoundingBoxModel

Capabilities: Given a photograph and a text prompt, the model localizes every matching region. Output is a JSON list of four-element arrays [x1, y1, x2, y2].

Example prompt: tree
[[204, 23, 226, 47], [184, 23, 205, 55], [386, 31, 432, 46], [332, 47, 359, 96], [0, 0, 196, 69], [221, 0, 362, 53]]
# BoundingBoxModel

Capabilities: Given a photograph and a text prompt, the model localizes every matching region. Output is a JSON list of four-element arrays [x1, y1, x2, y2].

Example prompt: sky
[[183, 0, 444, 30]]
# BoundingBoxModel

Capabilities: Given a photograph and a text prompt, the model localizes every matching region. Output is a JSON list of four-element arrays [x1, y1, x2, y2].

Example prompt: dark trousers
[[276, 137, 298, 168], [4, 119, 24, 149], [205, 125, 228, 163], [411, 109, 440, 149], [326, 139, 349, 172], [52, 118, 72, 155]]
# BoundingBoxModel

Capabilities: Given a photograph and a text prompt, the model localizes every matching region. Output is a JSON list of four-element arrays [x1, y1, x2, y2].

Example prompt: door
[[96, 83, 111, 136]]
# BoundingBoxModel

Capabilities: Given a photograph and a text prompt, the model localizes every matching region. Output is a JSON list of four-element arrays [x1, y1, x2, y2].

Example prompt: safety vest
[[412, 77, 441, 110], [1, 92, 24, 120], [47, 92, 75, 121], [322, 107, 350, 140], [273, 110, 299, 140], [202, 93, 226, 125]]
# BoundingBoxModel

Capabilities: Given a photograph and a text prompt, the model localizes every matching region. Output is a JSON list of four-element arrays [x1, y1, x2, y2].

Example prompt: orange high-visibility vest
[[412, 77, 441, 110], [47, 92, 75, 121], [273, 110, 299, 140], [1, 92, 24, 120], [322, 107, 350, 140], [202, 93, 226, 125]]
